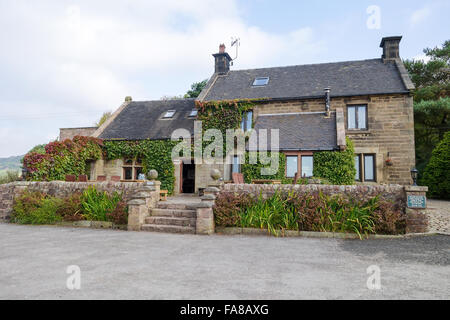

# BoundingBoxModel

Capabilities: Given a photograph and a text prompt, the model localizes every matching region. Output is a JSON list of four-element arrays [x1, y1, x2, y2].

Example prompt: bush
[[313, 138, 356, 185], [213, 192, 255, 227], [11, 190, 62, 225], [213, 191, 406, 237], [421, 131, 450, 199], [80, 186, 121, 221], [56, 193, 85, 222], [106, 201, 128, 225]]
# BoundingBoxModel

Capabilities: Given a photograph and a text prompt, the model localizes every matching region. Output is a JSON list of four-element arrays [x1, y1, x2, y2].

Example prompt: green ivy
[[313, 138, 356, 185], [103, 139, 178, 194], [241, 152, 287, 183]]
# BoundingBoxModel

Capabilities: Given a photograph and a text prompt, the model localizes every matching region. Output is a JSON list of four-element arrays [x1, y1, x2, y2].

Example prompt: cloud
[[0, 0, 325, 157], [409, 6, 432, 27]]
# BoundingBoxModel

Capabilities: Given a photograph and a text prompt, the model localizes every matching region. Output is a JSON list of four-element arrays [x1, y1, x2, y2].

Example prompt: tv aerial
[[230, 37, 240, 65]]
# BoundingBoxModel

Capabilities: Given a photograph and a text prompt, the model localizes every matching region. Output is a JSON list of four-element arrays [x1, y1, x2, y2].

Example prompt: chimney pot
[[219, 43, 226, 53]]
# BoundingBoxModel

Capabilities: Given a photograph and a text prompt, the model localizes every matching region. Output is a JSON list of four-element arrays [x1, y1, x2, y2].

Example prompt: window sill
[[346, 130, 371, 135]]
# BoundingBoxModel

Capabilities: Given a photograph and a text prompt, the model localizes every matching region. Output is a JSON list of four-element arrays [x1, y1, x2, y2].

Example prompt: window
[[123, 158, 143, 181], [240, 111, 253, 132], [252, 77, 269, 86], [286, 156, 298, 178], [163, 110, 176, 118], [364, 154, 376, 182], [347, 105, 367, 130], [189, 109, 198, 117], [301, 156, 313, 177], [354, 155, 361, 181], [232, 155, 241, 174], [354, 153, 376, 182]]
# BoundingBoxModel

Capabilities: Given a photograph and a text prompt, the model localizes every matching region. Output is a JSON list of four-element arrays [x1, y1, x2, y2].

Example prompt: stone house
[[61, 36, 416, 193]]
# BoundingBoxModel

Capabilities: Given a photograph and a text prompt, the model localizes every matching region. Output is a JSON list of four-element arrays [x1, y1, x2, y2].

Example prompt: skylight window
[[163, 110, 176, 118], [189, 110, 198, 117], [252, 77, 269, 86]]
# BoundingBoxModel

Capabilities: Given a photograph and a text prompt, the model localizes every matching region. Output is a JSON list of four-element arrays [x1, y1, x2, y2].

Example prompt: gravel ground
[[427, 199, 450, 233], [0, 224, 448, 300]]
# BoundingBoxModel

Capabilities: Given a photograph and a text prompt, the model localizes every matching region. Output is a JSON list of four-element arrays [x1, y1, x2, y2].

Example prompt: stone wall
[[223, 183, 406, 204], [252, 93, 415, 185], [0, 181, 145, 221]]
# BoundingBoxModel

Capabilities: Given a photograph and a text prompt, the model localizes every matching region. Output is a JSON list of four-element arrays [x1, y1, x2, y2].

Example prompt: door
[[182, 161, 195, 193]]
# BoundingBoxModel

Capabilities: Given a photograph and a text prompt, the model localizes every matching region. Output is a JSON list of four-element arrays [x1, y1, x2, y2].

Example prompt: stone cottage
[[61, 36, 416, 193]]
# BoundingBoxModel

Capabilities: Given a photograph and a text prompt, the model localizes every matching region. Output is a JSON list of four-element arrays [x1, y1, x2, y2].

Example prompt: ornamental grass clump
[[80, 186, 122, 222]]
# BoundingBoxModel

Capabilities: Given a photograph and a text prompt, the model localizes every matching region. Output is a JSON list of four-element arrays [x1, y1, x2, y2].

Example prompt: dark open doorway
[[182, 161, 195, 193]]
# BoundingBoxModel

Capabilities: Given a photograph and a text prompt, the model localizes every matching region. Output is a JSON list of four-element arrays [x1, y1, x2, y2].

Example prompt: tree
[[404, 40, 450, 102], [421, 131, 450, 199], [95, 111, 112, 127], [184, 79, 208, 98], [414, 98, 450, 175]]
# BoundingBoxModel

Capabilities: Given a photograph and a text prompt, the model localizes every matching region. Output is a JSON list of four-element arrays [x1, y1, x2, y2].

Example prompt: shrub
[[106, 201, 128, 225], [213, 192, 255, 227], [11, 190, 62, 225], [421, 131, 450, 199], [80, 186, 122, 221], [56, 193, 85, 222], [313, 138, 356, 185]]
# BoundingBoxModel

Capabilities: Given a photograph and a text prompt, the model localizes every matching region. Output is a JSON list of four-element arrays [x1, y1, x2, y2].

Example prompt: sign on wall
[[407, 195, 426, 209]]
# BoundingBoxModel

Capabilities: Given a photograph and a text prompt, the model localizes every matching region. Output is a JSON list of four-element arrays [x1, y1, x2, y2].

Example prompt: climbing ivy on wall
[[241, 152, 287, 183], [102, 139, 178, 194], [313, 138, 356, 185], [23, 136, 103, 181], [196, 99, 256, 153]]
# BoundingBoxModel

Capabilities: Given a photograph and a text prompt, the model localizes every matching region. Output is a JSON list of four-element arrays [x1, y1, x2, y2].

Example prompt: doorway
[[182, 161, 195, 193]]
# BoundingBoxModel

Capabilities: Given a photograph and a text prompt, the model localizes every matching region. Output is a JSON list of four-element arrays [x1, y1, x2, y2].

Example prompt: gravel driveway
[[0, 224, 448, 299]]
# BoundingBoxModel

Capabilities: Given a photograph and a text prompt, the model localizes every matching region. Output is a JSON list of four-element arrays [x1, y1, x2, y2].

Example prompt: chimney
[[324, 87, 331, 117], [380, 36, 402, 61], [212, 43, 232, 74]]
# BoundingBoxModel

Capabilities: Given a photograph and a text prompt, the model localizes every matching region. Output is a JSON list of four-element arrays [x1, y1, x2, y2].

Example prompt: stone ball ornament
[[210, 169, 221, 181], [147, 169, 158, 180]]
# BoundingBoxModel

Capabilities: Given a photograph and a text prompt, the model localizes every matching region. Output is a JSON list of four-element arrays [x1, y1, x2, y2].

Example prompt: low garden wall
[[223, 184, 406, 204], [0, 181, 145, 221]]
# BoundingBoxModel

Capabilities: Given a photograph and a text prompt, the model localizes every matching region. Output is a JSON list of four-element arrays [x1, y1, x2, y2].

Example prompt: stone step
[[141, 224, 196, 234], [145, 216, 196, 227], [156, 202, 198, 210], [150, 208, 196, 218]]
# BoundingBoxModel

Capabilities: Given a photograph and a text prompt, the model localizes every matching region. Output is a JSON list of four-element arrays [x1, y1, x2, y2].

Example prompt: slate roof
[[249, 112, 338, 151], [99, 99, 196, 140], [202, 59, 409, 101]]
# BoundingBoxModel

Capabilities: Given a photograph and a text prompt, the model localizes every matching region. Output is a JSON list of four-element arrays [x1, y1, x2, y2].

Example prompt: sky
[[0, 0, 449, 157]]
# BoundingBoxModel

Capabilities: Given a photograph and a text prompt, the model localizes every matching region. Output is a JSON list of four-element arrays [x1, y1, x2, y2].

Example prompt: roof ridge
[[130, 98, 196, 103], [229, 58, 382, 73]]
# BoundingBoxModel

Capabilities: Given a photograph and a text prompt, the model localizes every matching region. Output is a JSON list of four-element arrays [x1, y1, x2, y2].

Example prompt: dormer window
[[189, 110, 198, 117], [252, 77, 269, 86], [163, 110, 176, 118]]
